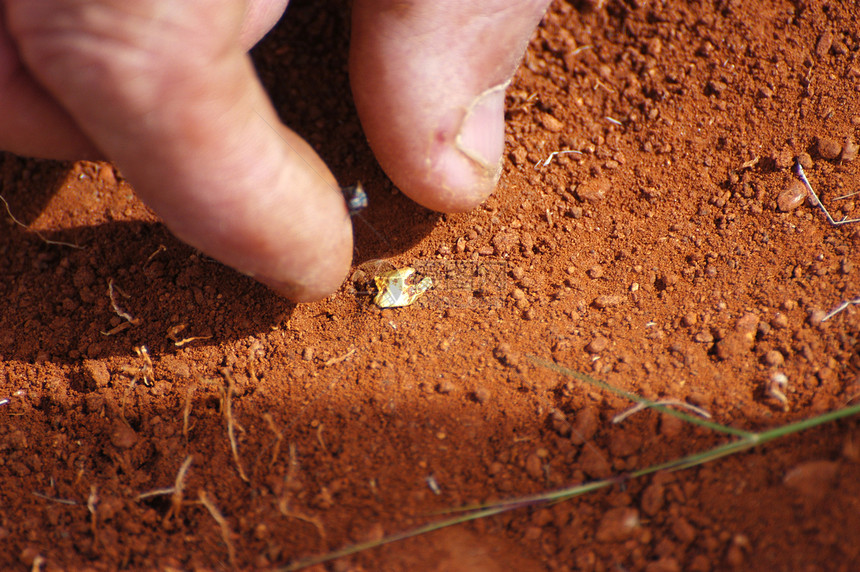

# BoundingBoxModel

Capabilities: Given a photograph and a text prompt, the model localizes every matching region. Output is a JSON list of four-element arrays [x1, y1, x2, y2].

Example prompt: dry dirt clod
[[715, 313, 759, 360], [773, 149, 794, 169], [841, 136, 859, 162], [83, 360, 111, 388], [587, 265, 604, 279], [109, 420, 137, 449], [436, 380, 455, 394], [493, 342, 521, 367], [777, 180, 808, 212], [815, 31, 834, 58], [576, 179, 610, 203]]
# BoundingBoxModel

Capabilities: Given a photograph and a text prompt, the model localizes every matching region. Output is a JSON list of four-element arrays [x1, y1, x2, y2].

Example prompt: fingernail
[[455, 83, 507, 176]]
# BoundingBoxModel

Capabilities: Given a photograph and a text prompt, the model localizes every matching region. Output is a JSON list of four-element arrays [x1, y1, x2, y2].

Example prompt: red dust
[[2, 0, 860, 570]]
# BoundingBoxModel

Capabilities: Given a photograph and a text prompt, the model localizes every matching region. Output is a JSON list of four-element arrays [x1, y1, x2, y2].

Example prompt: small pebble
[[783, 460, 839, 500], [473, 387, 491, 404], [525, 453, 543, 479], [587, 265, 604, 279], [773, 149, 794, 169], [576, 179, 610, 203], [492, 231, 518, 255], [538, 112, 565, 133], [706, 79, 728, 96], [640, 482, 665, 516], [595, 507, 640, 542], [593, 294, 624, 308], [771, 313, 789, 329], [796, 152, 813, 169], [586, 336, 609, 353], [817, 137, 842, 160], [841, 136, 859, 162], [571, 407, 599, 444], [695, 331, 714, 343], [436, 380, 455, 394], [777, 180, 808, 212], [681, 312, 698, 327], [764, 350, 785, 367], [808, 309, 827, 327], [98, 165, 117, 186], [302, 347, 314, 361], [493, 343, 520, 367]]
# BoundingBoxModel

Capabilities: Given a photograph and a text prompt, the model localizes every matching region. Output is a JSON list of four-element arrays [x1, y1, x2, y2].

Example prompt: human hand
[[1, 0, 550, 301]]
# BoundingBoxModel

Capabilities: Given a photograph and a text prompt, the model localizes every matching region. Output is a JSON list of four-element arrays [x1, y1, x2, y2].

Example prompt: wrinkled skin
[[1, 0, 550, 301]]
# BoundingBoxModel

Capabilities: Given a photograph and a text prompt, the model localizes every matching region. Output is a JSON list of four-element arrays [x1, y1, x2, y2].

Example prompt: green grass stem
[[276, 357, 860, 571]]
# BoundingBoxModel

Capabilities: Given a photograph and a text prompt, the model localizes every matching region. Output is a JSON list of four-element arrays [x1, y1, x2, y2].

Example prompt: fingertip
[[257, 209, 354, 302]]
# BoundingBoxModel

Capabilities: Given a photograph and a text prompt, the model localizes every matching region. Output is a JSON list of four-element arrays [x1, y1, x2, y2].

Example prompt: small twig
[[613, 399, 713, 424], [316, 424, 327, 452], [198, 490, 237, 568], [534, 149, 582, 169], [107, 279, 139, 324], [264, 414, 284, 468], [834, 190, 860, 201], [167, 323, 212, 347], [145, 244, 167, 263], [795, 162, 860, 225], [120, 346, 154, 387], [324, 348, 356, 367], [767, 372, 790, 411], [135, 488, 175, 501], [822, 296, 860, 322], [278, 444, 326, 544], [220, 369, 249, 482], [182, 384, 196, 443], [32, 491, 78, 505], [425, 475, 442, 495], [740, 156, 760, 169], [165, 456, 194, 521], [87, 486, 99, 544], [0, 193, 82, 248]]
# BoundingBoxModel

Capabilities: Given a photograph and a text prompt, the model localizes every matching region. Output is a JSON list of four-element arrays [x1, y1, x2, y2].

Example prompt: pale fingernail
[[430, 84, 507, 211], [455, 83, 507, 174]]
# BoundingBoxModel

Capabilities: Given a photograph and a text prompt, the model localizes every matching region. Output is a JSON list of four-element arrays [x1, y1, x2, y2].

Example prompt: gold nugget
[[373, 268, 432, 308]]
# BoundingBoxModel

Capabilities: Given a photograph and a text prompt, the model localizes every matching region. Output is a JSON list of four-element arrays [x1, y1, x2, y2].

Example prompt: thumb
[[350, 0, 550, 212]]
